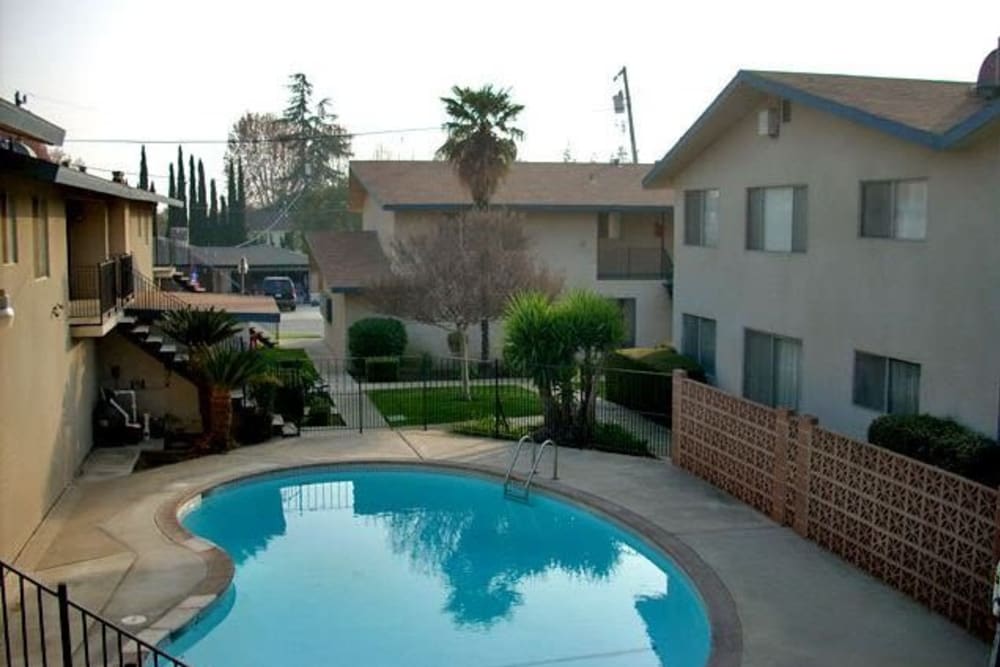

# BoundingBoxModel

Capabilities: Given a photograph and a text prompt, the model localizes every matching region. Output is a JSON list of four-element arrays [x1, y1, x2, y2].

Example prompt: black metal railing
[[0, 559, 189, 667], [596, 246, 672, 280], [68, 254, 136, 323], [270, 355, 672, 458]]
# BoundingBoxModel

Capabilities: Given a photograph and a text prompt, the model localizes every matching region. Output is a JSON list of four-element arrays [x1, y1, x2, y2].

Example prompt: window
[[612, 298, 636, 347], [1, 192, 17, 264], [32, 198, 49, 278], [861, 179, 927, 240], [682, 314, 716, 378], [597, 212, 621, 239], [853, 352, 920, 414], [324, 295, 334, 323], [683, 189, 719, 247], [743, 329, 802, 408], [747, 186, 807, 252]]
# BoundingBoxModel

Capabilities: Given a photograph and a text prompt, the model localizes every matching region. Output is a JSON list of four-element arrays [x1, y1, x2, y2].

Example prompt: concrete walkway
[[16, 430, 988, 667]]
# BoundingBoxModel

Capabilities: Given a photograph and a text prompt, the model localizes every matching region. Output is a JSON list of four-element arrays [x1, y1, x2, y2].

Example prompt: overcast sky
[[2, 0, 998, 194]]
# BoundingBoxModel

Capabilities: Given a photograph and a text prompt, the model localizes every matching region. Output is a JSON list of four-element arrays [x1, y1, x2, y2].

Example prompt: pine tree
[[176, 147, 188, 230], [138, 145, 149, 190], [208, 179, 219, 245]]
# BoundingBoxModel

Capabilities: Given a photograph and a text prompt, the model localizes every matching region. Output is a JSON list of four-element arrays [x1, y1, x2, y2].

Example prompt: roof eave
[[384, 203, 671, 213], [0, 99, 66, 145]]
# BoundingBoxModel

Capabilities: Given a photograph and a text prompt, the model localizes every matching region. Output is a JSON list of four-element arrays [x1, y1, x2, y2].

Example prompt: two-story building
[[309, 161, 675, 358], [644, 52, 1000, 440]]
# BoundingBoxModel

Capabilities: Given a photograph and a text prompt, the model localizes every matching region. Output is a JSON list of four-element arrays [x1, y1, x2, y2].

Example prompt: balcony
[[597, 245, 673, 281], [69, 253, 134, 335]]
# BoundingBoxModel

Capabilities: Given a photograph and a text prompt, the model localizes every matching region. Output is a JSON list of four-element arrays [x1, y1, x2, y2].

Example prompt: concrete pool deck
[[14, 430, 988, 666]]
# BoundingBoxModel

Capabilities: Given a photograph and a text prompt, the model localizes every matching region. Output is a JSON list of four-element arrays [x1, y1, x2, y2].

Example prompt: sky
[[2, 0, 999, 195]]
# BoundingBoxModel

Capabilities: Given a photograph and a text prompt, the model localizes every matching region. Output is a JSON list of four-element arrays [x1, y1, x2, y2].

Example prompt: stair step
[[191, 286, 207, 293], [174, 352, 189, 362], [131, 325, 150, 337], [272, 414, 285, 427], [119, 315, 137, 326], [281, 423, 299, 438], [144, 336, 164, 346], [159, 344, 177, 355]]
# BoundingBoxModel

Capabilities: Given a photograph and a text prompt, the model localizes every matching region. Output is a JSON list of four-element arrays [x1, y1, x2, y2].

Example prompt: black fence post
[[57, 583, 73, 667], [357, 374, 364, 435], [422, 360, 428, 432], [493, 359, 500, 439]]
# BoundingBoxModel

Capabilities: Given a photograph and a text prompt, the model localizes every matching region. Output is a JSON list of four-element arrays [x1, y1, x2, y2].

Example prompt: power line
[[64, 126, 442, 145]]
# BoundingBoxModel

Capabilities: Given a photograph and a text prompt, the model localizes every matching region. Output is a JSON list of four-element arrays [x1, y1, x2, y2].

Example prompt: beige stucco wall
[[0, 178, 99, 561], [68, 200, 109, 268], [345, 208, 673, 357], [668, 101, 1000, 439], [96, 331, 201, 432], [127, 203, 155, 277]]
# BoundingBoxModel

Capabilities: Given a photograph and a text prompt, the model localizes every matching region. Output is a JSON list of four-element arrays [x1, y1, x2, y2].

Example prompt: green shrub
[[365, 356, 400, 382], [591, 423, 652, 457], [868, 414, 1000, 486], [604, 347, 704, 427], [452, 417, 540, 440], [304, 395, 333, 426], [348, 318, 407, 359]]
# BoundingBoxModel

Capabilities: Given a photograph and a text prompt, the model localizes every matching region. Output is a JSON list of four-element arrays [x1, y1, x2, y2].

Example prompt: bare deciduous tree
[[225, 112, 296, 209], [365, 210, 561, 399]]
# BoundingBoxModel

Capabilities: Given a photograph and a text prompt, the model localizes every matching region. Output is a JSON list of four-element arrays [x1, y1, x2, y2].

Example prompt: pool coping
[[153, 459, 743, 667]]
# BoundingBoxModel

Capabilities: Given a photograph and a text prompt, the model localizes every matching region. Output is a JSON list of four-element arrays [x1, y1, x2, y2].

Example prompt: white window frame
[[860, 179, 927, 241], [683, 189, 719, 247], [746, 185, 807, 253], [852, 351, 921, 414], [743, 328, 802, 409], [681, 314, 716, 379]]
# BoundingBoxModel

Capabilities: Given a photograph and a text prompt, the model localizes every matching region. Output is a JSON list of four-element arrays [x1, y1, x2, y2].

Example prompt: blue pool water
[[166, 468, 711, 666]]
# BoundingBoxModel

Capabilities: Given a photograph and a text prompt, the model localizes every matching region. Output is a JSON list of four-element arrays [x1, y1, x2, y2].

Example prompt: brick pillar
[[793, 415, 818, 537], [671, 370, 688, 466], [772, 408, 793, 525]]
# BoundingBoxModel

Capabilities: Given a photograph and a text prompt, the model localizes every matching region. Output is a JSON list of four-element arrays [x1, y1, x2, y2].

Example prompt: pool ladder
[[503, 436, 558, 501]]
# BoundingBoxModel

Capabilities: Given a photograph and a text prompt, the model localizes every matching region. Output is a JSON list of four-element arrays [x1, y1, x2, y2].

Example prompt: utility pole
[[613, 67, 638, 163]]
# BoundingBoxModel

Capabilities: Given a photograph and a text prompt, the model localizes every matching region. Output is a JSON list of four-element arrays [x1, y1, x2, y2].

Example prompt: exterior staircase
[[171, 272, 207, 293], [116, 314, 196, 381]]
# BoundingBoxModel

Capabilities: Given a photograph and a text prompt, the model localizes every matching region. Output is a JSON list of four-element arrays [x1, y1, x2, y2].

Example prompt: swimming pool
[[166, 467, 712, 666]]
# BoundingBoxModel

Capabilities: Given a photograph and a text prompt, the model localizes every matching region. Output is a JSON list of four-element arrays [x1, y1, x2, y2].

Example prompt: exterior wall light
[[0, 289, 14, 328]]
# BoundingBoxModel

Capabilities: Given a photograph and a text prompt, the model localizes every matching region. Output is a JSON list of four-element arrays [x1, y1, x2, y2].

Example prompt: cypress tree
[[167, 163, 176, 229], [176, 147, 187, 230], [208, 179, 219, 244], [196, 159, 208, 244], [226, 160, 238, 244], [138, 145, 149, 190], [188, 155, 197, 243], [234, 159, 247, 244], [219, 196, 228, 245]]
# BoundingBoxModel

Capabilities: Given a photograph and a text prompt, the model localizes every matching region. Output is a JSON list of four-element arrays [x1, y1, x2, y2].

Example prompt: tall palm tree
[[436, 85, 524, 209], [437, 85, 525, 361]]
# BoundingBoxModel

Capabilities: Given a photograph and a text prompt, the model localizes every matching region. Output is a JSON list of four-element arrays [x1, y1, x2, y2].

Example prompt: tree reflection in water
[[351, 473, 623, 627]]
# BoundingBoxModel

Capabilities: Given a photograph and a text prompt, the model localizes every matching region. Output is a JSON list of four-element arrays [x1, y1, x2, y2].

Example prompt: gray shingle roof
[[350, 161, 672, 211], [305, 230, 389, 290]]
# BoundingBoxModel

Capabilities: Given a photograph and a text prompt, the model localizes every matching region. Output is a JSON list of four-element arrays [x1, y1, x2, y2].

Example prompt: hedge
[[365, 357, 400, 382], [868, 414, 1000, 487], [604, 347, 705, 427], [348, 317, 407, 359]]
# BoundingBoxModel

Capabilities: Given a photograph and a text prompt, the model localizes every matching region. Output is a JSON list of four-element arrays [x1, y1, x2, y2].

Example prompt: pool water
[[166, 468, 711, 666]]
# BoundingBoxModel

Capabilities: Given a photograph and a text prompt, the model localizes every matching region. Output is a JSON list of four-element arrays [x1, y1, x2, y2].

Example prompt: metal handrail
[[1, 558, 190, 667], [503, 436, 558, 499]]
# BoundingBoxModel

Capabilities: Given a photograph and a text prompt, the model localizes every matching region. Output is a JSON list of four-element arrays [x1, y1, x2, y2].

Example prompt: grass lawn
[[278, 331, 322, 341], [258, 347, 320, 381], [367, 384, 541, 427]]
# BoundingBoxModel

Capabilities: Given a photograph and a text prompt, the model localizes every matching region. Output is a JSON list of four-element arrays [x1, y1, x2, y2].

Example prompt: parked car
[[262, 276, 297, 311]]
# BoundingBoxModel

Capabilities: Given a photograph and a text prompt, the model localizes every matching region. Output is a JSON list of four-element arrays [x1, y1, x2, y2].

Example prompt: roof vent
[[112, 170, 126, 184], [974, 39, 1000, 99]]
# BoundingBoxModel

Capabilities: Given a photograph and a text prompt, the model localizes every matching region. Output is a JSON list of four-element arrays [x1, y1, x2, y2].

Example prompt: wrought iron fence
[[0, 559, 189, 667], [267, 356, 672, 457]]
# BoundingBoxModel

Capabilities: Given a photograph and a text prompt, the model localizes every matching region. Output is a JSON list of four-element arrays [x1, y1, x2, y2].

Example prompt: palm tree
[[198, 345, 272, 451], [158, 308, 243, 449], [436, 84, 525, 361]]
